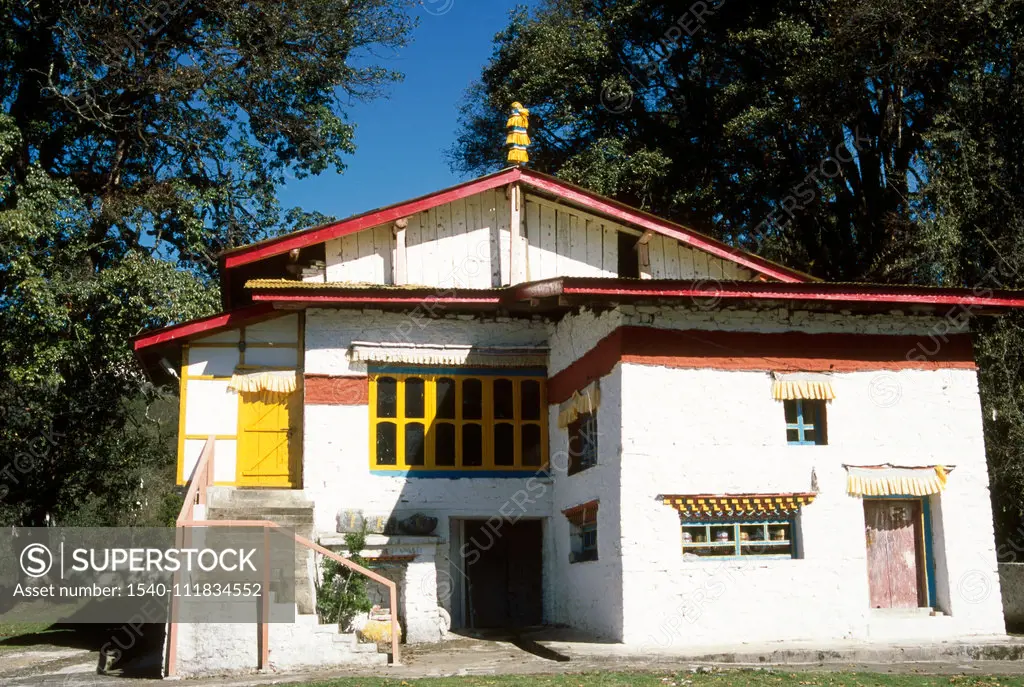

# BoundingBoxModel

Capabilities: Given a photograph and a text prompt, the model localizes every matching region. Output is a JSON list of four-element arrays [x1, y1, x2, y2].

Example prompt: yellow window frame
[[368, 371, 548, 472]]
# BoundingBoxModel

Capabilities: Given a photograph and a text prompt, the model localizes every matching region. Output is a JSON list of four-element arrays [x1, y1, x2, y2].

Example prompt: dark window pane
[[463, 379, 482, 420], [802, 400, 817, 426], [376, 422, 397, 465], [494, 379, 514, 419], [783, 400, 797, 424], [436, 378, 456, 419], [522, 424, 542, 467], [405, 378, 425, 418], [405, 423, 425, 466], [617, 232, 639, 278], [802, 429, 817, 444], [435, 423, 456, 466], [494, 423, 515, 466], [786, 428, 800, 443], [463, 424, 483, 466], [581, 414, 598, 469], [377, 377, 397, 418], [521, 380, 541, 420]]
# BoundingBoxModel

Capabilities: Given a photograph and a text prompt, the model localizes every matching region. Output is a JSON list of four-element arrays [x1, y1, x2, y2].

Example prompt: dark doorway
[[463, 519, 543, 628]]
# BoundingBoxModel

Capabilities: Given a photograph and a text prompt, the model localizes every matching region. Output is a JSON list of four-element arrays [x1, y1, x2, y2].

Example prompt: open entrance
[[863, 498, 930, 608], [460, 519, 543, 629]]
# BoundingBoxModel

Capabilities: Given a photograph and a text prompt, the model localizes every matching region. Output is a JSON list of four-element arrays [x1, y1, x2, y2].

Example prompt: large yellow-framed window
[[368, 368, 548, 472]]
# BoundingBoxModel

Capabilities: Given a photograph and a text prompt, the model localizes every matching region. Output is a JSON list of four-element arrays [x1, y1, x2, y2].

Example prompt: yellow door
[[237, 390, 301, 487]]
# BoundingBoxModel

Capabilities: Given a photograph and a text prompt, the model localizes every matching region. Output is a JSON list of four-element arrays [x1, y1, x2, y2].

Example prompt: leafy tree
[[452, 0, 1010, 282], [455, 0, 1024, 545], [0, 0, 414, 525]]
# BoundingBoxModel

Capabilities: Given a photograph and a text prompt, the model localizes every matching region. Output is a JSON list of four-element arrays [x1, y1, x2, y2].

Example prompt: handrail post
[[167, 436, 216, 678], [259, 525, 270, 670], [389, 583, 401, 663]]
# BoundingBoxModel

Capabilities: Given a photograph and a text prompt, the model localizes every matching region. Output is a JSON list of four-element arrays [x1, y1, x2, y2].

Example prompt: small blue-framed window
[[681, 520, 797, 559], [784, 399, 827, 445]]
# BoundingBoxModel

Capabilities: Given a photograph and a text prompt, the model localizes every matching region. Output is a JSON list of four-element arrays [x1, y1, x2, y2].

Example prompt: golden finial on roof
[[505, 101, 530, 165]]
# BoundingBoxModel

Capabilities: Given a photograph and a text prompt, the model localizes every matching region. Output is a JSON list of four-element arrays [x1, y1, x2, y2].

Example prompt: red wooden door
[[864, 500, 924, 608]]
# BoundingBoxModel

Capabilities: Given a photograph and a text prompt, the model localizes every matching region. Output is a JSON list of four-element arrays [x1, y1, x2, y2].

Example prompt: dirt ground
[[5, 628, 1024, 686]]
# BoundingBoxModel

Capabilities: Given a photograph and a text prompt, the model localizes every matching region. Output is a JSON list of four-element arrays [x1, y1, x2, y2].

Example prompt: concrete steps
[[268, 613, 388, 670], [204, 487, 316, 614]]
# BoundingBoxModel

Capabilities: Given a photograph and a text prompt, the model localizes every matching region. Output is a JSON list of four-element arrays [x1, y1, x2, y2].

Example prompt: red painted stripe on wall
[[304, 375, 369, 405], [548, 327, 976, 404]]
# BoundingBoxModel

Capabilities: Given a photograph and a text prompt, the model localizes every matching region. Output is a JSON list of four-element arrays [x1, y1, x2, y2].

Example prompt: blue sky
[[276, 0, 539, 222]]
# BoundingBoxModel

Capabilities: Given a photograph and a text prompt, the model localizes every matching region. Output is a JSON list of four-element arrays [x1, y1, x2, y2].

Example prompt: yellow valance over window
[[227, 368, 297, 395], [349, 342, 548, 368], [557, 380, 600, 429], [846, 464, 949, 497], [771, 372, 836, 401], [660, 493, 817, 519]]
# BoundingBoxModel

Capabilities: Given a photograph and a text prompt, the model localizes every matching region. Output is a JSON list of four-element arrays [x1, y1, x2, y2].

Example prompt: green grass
[[295, 674, 1024, 687], [0, 621, 59, 648]]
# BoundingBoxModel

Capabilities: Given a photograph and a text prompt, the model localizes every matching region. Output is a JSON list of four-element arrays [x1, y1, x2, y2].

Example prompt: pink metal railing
[[167, 437, 400, 676]]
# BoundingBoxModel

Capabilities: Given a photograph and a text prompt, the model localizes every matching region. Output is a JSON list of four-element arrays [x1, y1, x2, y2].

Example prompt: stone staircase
[[205, 487, 317, 613], [171, 487, 389, 675], [269, 612, 387, 669]]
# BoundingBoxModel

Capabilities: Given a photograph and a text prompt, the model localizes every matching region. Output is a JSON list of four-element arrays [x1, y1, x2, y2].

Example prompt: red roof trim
[[133, 303, 277, 351], [547, 278, 1024, 308], [221, 168, 523, 269], [251, 292, 502, 305], [517, 170, 810, 283]]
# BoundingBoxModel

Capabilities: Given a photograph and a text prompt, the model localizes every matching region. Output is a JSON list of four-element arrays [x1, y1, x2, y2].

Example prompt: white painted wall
[[615, 362, 1004, 645], [298, 304, 1002, 645], [303, 309, 556, 623], [547, 364, 624, 640]]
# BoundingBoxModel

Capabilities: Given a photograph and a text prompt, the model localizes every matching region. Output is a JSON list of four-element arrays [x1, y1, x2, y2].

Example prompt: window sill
[[569, 553, 599, 564], [370, 468, 553, 479]]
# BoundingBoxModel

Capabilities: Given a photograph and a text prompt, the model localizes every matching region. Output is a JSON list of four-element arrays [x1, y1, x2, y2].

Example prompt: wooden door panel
[[864, 499, 923, 609], [238, 391, 299, 487]]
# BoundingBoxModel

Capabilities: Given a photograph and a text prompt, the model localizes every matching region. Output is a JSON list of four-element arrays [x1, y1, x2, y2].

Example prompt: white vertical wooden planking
[[464, 192, 488, 288], [421, 207, 439, 285], [393, 223, 407, 284], [298, 189, 765, 288], [497, 188, 511, 286], [603, 223, 617, 277], [663, 234, 681, 278], [341, 234, 359, 279], [435, 200, 455, 285], [554, 210, 570, 276], [525, 199, 541, 281], [539, 203, 557, 279], [406, 212, 423, 284], [585, 219, 604, 277], [486, 189, 502, 287], [708, 253, 725, 280], [648, 233, 666, 278], [324, 237, 342, 281], [568, 213, 588, 276], [374, 224, 393, 284]]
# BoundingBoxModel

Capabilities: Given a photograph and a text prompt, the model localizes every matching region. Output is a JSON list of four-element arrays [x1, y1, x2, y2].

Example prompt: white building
[[135, 166, 1016, 675]]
